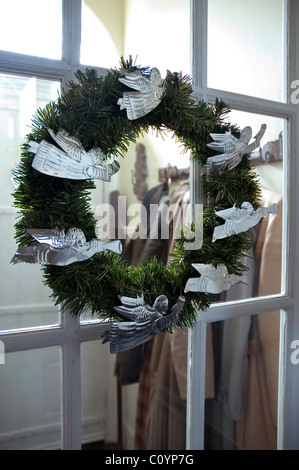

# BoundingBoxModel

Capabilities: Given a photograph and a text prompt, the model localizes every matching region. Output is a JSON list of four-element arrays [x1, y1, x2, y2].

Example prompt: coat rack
[[158, 165, 190, 184]]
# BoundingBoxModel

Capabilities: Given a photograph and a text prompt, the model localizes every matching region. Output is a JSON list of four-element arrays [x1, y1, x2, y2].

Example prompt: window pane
[[81, 341, 118, 449], [207, 0, 285, 102], [0, 347, 61, 450], [81, 131, 191, 450], [0, 74, 61, 330], [211, 111, 285, 304], [0, 0, 62, 59], [81, 336, 188, 450], [204, 311, 281, 450], [81, 0, 191, 76], [81, 0, 124, 68]]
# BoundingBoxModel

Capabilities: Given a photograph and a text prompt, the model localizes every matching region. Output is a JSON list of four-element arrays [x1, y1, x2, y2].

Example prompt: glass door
[[1, 0, 299, 451], [187, 0, 299, 450], [0, 0, 193, 451]]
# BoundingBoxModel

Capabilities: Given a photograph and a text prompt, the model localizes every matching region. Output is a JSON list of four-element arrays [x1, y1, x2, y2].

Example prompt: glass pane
[[0, 0, 62, 59], [83, 333, 188, 450], [82, 129, 191, 447], [210, 111, 285, 304], [81, 341, 118, 449], [133, 329, 188, 450], [105, 131, 190, 241], [207, 0, 285, 102], [0, 347, 61, 450], [204, 311, 281, 450], [81, 0, 191, 76], [0, 74, 61, 330]]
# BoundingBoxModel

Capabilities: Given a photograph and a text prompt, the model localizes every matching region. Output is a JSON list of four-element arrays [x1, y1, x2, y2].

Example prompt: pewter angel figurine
[[184, 263, 247, 294], [117, 67, 165, 120], [11, 227, 122, 266], [203, 124, 267, 175], [29, 128, 120, 181], [101, 295, 185, 353], [212, 201, 279, 242]]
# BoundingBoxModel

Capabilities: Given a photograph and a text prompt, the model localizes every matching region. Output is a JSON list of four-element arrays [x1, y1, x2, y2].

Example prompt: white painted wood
[[62, 0, 82, 67], [60, 314, 81, 450], [190, 0, 207, 90], [186, 318, 207, 450]]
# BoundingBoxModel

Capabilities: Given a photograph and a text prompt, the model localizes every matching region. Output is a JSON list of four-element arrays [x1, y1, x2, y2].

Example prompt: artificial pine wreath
[[11, 58, 263, 333]]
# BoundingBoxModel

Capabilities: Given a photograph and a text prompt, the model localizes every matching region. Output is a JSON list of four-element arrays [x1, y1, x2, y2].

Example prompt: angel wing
[[153, 295, 185, 332], [101, 319, 155, 353], [214, 204, 239, 221], [118, 294, 145, 307], [207, 127, 252, 154], [113, 304, 161, 323], [102, 295, 185, 353], [26, 227, 87, 249], [119, 70, 151, 93], [48, 129, 85, 162], [119, 68, 162, 93], [191, 263, 217, 277], [118, 68, 164, 120], [207, 131, 238, 153]]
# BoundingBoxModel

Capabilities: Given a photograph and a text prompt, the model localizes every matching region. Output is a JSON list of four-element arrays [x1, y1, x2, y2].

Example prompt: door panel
[[207, 0, 286, 102], [0, 347, 61, 450], [204, 310, 281, 450], [0, 74, 61, 329]]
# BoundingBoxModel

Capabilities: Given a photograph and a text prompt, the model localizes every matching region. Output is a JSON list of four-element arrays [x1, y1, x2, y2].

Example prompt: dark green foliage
[[11, 63, 262, 328]]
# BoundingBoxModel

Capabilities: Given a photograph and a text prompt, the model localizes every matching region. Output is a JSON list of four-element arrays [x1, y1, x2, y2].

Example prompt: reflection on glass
[[82, 335, 188, 450], [212, 111, 285, 304], [0, 0, 62, 59], [81, 0, 123, 68], [0, 74, 61, 329], [204, 311, 281, 450], [95, 131, 191, 258], [87, 131, 190, 450], [0, 74, 60, 205], [207, 0, 285, 102], [116, 133, 189, 451], [0, 347, 61, 450], [133, 328, 188, 450], [81, 0, 190, 76], [81, 341, 118, 449]]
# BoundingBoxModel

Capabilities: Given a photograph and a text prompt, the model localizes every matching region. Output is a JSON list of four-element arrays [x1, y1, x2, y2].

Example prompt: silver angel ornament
[[101, 295, 185, 353], [29, 128, 120, 181], [117, 67, 165, 120], [184, 263, 247, 294], [203, 124, 267, 175], [11, 227, 122, 266], [212, 201, 279, 242]]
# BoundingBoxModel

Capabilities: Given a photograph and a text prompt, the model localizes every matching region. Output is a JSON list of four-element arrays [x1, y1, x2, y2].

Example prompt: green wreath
[[11, 58, 261, 331]]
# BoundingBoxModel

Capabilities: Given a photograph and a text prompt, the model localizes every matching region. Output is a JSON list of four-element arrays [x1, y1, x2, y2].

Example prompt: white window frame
[[1, 0, 299, 451], [187, 0, 299, 450]]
